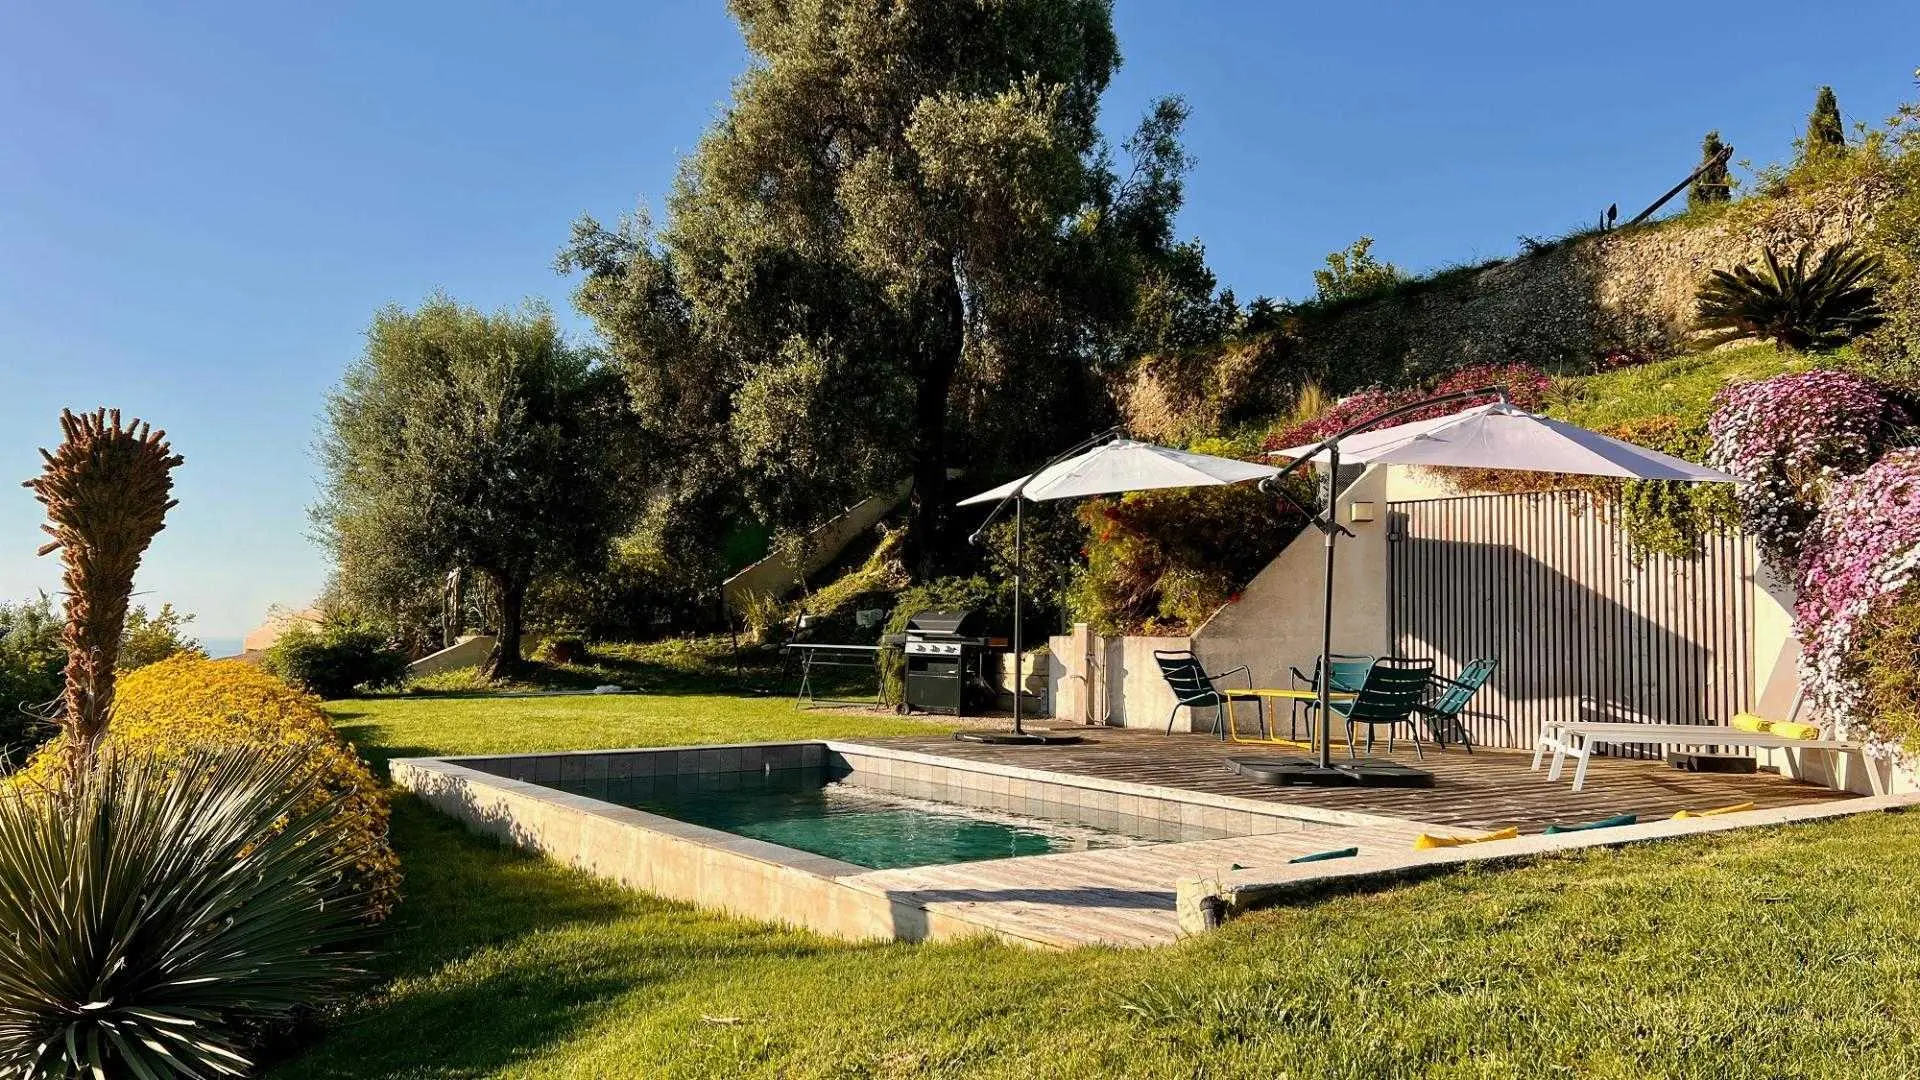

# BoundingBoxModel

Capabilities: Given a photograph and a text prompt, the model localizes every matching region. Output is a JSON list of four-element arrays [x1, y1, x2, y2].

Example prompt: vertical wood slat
[[1388, 492, 1752, 753]]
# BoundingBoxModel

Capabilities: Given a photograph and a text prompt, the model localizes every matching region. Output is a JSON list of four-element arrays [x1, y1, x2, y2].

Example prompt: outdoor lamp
[[1349, 501, 1377, 523]]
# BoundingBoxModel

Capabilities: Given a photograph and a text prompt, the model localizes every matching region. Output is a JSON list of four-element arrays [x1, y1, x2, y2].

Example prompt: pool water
[[552, 769, 1148, 870]]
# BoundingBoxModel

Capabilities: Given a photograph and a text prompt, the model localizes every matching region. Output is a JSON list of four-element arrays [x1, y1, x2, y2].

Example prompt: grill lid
[[904, 609, 983, 638]]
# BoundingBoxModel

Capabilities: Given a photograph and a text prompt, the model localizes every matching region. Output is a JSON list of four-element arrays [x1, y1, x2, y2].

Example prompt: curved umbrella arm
[[966, 425, 1123, 556], [1260, 384, 1509, 532]]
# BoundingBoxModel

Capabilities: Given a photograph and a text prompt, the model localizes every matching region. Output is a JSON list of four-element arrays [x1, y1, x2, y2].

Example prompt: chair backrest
[[1428, 657, 1499, 717], [1347, 657, 1436, 722], [1324, 653, 1375, 694], [1153, 650, 1221, 707]]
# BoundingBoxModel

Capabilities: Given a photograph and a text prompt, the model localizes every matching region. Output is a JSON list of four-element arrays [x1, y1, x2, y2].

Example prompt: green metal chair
[[1153, 650, 1256, 740], [1286, 652, 1375, 742], [1329, 657, 1437, 760], [1414, 657, 1499, 754]]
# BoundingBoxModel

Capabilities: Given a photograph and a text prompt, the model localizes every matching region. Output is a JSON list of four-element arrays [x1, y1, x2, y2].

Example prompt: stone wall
[[1120, 178, 1892, 442]]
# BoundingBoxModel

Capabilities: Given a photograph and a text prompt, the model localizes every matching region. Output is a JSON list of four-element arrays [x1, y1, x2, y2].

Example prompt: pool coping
[[392, 739, 1467, 947]]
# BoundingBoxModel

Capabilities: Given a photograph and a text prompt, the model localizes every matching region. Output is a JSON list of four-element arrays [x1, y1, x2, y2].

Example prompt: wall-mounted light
[[1349, 501, 1377, 523]]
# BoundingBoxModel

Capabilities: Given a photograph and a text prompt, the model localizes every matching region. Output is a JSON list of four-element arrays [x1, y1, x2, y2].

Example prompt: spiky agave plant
[[1694, 241, 1888, 351], [0, 750, 374, 1078], [22, 409, 183, 770]]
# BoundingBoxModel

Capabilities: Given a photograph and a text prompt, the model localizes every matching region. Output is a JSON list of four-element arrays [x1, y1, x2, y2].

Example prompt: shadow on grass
[[272, 797, 850, 1079]]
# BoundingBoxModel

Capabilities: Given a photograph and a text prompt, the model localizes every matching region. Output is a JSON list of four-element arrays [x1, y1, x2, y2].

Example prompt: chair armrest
[[1429, 674, 1474, 692], [1289, 666, 1315, 687], [1208, 665, 1252, 691]]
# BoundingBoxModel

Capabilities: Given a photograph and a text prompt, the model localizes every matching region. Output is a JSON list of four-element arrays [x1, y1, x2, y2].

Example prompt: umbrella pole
[[1318, 445, 1339, 770], [1012, 499, 1024, 735]]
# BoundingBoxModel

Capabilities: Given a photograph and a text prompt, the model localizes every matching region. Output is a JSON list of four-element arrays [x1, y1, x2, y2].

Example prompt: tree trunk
[[480, 571, 527, 680], [905, 262, 966, 578]]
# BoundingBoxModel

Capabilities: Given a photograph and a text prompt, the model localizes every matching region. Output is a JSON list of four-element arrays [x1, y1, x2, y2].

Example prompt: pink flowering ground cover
[[1794, 449, 1920, 753], [1261, 363, 1551, 452], [1707, 370, 1913, 572]]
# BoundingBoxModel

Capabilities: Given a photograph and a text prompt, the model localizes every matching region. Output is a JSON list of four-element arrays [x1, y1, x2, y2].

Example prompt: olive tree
[[563, 0, 1210, 573], [315, 298, 632, 677]]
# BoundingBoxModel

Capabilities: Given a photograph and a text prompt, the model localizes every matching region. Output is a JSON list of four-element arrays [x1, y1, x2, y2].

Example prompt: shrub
[[0, 598, 63, 761], [1707, 369, 1914, 571], [264, 614, 409, 698], [1067, 481, 1305, 636], [1855, 585, 1920, 751], [9, 656, 400, 919], [0, 748, 374, 1078], [1693, 242, 1887, 352], [535, 637, 590, 665], [119, 601, 206, 670], [1262, 363, 1550, 453], [1793, 450, 1920, 753]]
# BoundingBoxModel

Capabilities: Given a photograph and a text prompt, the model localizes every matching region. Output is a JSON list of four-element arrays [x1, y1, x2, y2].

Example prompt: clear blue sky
[[1, 1, 1913, 649]]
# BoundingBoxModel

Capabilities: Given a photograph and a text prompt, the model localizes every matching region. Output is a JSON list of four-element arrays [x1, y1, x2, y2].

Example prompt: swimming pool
[[551, 768, 1151, 869]]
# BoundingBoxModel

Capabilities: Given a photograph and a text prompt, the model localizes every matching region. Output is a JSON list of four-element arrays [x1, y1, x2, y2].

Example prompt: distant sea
[[199, 637, 246, 659]]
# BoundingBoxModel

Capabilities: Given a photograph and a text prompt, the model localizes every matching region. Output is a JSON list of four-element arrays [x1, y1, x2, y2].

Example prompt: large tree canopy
[[563, 0, 1213, 575], [315, 298, 633, 675]]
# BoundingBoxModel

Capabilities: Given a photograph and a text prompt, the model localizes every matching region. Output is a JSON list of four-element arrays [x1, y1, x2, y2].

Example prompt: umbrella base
[[1226, 756, 1435, 788], [953, 729, 1085, 746]]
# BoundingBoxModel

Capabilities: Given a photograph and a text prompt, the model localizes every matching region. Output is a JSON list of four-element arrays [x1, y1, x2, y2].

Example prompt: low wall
[[720, 479, 912, 613], [408, 635, 496, 678], [1048, 628, 1194, 730]]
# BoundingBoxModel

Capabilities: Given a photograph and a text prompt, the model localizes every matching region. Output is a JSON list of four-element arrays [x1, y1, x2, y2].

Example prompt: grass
[[276, 678, 1920, 1078], [1548, 344, 1823, 431]]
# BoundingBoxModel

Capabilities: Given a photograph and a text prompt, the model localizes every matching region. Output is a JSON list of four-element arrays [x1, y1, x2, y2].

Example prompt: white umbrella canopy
[[959, 438, 1279, 505], [1267, 401, 1739, 483]]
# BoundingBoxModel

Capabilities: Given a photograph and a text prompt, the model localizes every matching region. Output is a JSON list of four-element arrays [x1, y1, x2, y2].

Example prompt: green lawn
[[277, 691, 1920, 1078]]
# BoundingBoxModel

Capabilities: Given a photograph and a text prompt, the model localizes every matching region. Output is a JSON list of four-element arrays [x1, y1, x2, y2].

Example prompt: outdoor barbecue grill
[[902, 609, 1004, 716]]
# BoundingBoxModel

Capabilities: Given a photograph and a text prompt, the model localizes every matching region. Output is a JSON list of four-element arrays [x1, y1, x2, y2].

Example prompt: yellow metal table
[[1221, 688, 1358, 749]]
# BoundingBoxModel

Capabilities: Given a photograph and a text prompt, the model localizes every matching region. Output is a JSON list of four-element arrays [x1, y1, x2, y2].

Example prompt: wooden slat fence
[[1387, 491, 1754, 754]]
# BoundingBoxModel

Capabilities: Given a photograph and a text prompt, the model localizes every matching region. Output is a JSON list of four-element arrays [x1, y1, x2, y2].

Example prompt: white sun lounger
[[1531, 720, 1875, 794]]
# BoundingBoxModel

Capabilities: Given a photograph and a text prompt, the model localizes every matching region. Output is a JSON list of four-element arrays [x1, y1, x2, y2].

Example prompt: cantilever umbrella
[[1261, 390, 1740, 784], [957, 433, 1280, 743]]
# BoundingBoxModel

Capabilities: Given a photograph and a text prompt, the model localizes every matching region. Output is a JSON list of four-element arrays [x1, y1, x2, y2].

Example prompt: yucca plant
[[23, 409, 183, 772], [0, 750, 375, 1078], [1694, 242, 1888, 351]]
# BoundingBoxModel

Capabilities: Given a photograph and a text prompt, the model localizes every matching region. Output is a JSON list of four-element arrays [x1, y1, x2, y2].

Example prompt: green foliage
[[264, 614, 409, 699], [562, 2, 1212, 565], [118, 601, 205, 671], [980, 502, 1087, 636], [1856, 584, 1920, 751], [0, 749, 373, 1078], [1694, 242, 1887, 351], [1067, 483, 1305, 635], [1311, 236, 1406, 303], [0, 598, 63, 760], [1688, 130, 1733, 208], [1802, 85, 1847, 165], [1609, 418, 1741, 560], [1854, 100, 1920, 386], [878, 577, 1006, 705], [315, 297, 635, 674]]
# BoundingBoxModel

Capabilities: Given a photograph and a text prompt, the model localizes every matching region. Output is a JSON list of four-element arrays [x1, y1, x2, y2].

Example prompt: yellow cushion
[[1413, 826, 1519, 850], [1730, 713, 1772, 733], [1671, 801, 1757, 820], [1770, 721, 1821, 740]]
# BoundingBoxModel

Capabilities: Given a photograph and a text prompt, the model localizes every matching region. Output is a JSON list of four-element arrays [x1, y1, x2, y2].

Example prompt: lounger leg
[[1547, 741, 1567, 781], [1531, 732, 1549, 771], [1571, 742, 1594, 792]]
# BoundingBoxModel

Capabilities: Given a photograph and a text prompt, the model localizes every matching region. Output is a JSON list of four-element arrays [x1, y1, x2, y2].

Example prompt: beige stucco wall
[[1046, 627, 1194, 730], [1190, 464, 1394, 693]]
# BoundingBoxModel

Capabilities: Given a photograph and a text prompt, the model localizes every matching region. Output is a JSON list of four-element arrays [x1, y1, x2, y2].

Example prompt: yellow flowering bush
[[8, 655, 399, 919]]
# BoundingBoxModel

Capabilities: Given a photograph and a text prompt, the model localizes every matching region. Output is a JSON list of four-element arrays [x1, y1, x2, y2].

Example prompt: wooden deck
[[829, 729, 1859, 947], [845, 728, 1852, 832]]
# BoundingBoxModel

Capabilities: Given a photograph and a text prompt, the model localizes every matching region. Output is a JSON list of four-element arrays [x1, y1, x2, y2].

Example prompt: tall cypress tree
[[1803, 86, 1846, 163], [1689, 130, 1733, 208]]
